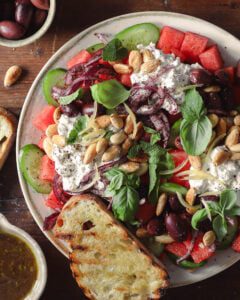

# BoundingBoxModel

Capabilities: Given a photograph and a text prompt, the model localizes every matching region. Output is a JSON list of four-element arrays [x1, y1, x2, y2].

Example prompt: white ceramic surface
[[16, 11, 240, 287], [0, 0, 56, 48], [0, 213, 47, 299]]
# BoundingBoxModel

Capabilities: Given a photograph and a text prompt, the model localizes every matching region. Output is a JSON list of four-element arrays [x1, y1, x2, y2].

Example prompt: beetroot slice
[[53, 174, 71, 204], [43, 212, 60, 231]]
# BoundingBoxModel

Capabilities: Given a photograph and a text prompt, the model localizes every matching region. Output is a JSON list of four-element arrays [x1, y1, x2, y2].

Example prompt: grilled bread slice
[[54, 194, 169, 300], [0, 107, 17, 170]]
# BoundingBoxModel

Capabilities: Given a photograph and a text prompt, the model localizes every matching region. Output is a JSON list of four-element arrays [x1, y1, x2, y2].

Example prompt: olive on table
[[165, 212, 189, 242], [0, 20, 26, 40], [0, 1, 15, 20], [30, 0, 49, 10], [15, 0, 32, 5], [32, 9, 47, 29], [15, 3, 34, 28], [189, 69, 213, 85]]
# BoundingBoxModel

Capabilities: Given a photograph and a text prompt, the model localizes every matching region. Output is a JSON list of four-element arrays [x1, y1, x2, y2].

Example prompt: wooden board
[[0, 0, 240, 299]]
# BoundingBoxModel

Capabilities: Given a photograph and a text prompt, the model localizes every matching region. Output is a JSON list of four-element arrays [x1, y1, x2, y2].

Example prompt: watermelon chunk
[[120, 74, 132, 87], [170, 48, 187, 62], [232, 234, 240, 252], [180, 32, 208, 62], [184, 233, 215, 264], [165, 242, 188, 257], [45, 190, 63, 210], [33, 105, 55, 132], [67, 49, 92, 69], [157, 26, 185, 53], [39, 155, 55, 182], [199, 45, 224, 72]]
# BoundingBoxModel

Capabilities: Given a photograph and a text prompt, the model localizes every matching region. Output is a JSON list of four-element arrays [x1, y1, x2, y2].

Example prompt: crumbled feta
[[57, 114, 78, 137], [130, 43, 201, 112], [190, 146, 240, 193]]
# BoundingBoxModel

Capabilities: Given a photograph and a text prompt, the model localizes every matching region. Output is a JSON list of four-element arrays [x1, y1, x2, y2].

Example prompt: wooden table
[[1, 0, 240, 299]]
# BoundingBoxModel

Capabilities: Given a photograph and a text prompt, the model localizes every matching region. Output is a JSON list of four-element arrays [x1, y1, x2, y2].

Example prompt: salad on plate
[[19, 22, 240, 270]]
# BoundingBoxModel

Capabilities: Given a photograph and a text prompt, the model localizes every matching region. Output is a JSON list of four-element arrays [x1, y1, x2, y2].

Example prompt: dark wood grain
[[1, 0, 240, 299]]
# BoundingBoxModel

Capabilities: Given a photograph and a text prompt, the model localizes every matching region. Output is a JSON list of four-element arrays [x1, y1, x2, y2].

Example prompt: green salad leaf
[[59, 88, 84, 105], [90, 79, 130, 109], [102, 38, 128, 61], [180, 88, 212, 155], [191, 189, 240, 242], [104, 168, 140, 222], [67, 115, 88, 144], [143, 126, 161, 145]]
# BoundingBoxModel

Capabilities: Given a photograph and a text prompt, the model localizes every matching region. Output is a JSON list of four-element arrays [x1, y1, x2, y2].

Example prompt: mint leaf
[[213, 215, 228, 242], [225, 206, 240, 217], [91, 79, 130, 109], [67, 116, 88, 144], [59, 88, 84, 105], [102, 38, 128, 61], [180, 116, 212, 155], [112, 186, 139, 222], [143, 126, 161, 145], [181, 88, 205, 122], [191, 208, 208, 229], [127, 144, 142, 159]]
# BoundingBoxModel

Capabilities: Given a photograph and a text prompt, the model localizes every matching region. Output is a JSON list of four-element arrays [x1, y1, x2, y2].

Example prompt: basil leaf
[[191, 208, 208, 230], [67, 116, 88, 144], [143, 126, 161, 145], [213, 215, 228, 242], [112, 186, 139, 222], [91, 79, 130, 109], [219, 189, 237, 211], [59, 88, 84, 105], [169, 118, 182, 147], [225, 206, 240, 217], [127, 173, 140, 189], [181, 88, 205, 122], [180, 116, 212, 155], [102, 38, 128, 61]]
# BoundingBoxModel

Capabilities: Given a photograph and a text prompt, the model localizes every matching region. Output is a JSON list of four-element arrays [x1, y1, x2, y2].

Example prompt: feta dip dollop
[[190, 146, 240, 194], [130, 43, 201, 113], [52, 114, 105, 193]]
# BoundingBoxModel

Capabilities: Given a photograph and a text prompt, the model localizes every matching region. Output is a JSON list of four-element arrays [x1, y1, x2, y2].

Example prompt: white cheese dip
[[130, 43, 201, 113], [52, 114, 105, 193], [190, 146, 240, 194]]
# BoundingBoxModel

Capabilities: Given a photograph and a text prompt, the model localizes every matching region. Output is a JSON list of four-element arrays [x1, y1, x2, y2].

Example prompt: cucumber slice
[[87, 43, 104, 54], [43, 68, 66, 107], [115, 23, 160, 50], [167, 253, 206, 269], [19, 144, 52, 194]]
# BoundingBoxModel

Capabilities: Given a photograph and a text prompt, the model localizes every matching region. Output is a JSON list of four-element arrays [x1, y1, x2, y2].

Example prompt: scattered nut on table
[[4, 65, 22, 87]]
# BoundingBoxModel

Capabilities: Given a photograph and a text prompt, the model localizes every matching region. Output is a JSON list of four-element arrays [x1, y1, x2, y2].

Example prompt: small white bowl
[[0, 0, 56, 48], [0, 213, 47, 300]]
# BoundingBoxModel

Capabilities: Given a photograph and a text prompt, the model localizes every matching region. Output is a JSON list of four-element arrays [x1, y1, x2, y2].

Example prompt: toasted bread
[[0, 107, 17, 170], [54, 194, 169, 300]]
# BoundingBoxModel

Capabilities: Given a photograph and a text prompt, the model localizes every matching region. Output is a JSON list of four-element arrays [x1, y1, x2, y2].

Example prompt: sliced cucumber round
[[87, 43, 104, 54], [19, 144, 52, 194], [43, 68, 66, 107], [115, 23, 160, 50]]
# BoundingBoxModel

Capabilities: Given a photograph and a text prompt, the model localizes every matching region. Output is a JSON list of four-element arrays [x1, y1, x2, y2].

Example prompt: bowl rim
[[16, 11, 240, 288], [0, 213, 47, 300], [0, 0, 56, 48]]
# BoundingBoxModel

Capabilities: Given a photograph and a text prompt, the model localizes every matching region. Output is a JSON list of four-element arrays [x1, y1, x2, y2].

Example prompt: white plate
[[16, 11, 240, 287]]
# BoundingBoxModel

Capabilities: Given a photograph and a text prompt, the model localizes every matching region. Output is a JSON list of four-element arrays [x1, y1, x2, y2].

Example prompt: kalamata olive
[[168, 194, 184, 213], [15, 3, 34, 28], [30, 0, 49, 10], [0, 21, 25, 39], [205, 92, 223, 110], [147, 218, 164, 236], [0, 1, 14, 20], [165, 213, 189, 242], [174, 136, 183, 150], [189, 69, 213, 85], [15, 0, 31, 5], [32, 8, 47, 29], [215, 69, 232, 84], [198, 219, 212, 232], [220, 86, 234, 111], [82, 103, 94, 116]]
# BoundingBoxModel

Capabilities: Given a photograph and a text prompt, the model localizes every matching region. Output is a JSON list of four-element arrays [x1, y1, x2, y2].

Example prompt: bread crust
[[54, 194, 169, 300], [0, 107, 17, 170]]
